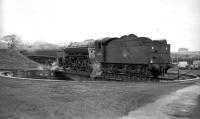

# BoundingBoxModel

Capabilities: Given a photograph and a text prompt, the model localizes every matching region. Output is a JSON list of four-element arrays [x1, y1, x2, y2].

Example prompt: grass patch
[[0, 49, 40, 70]]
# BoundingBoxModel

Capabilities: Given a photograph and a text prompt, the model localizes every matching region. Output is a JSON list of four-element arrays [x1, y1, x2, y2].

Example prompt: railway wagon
[[61, 34, 171, 80]]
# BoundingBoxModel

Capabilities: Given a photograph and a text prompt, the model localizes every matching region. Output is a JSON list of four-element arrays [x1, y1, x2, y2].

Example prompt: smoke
[[37, 65, 44, 70], [37, 60, 59, 71], [50, 61, 59, 70]]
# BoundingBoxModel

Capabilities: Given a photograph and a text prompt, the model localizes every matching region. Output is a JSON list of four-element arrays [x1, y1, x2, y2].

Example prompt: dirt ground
[[1, 76, 199, 119], [121, 83, 200, 119]]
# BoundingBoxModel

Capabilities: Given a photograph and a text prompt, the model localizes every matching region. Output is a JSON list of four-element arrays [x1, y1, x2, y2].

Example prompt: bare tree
[[1, 34, 22, 49]]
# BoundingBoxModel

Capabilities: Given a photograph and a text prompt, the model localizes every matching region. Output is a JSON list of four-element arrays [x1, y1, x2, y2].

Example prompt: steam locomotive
[[59, 34, 171, 80]]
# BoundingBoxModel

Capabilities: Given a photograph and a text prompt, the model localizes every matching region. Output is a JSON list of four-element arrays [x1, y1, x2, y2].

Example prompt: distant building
[[171, 51, 200, 65], [178, 48, 189, 52]]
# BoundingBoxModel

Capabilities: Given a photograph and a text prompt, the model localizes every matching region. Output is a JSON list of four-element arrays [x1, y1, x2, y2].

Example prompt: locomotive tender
[[60, 34, 171, 80]]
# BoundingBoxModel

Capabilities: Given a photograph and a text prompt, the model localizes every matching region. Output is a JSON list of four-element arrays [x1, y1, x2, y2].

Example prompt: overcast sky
[[1, 0, 200, 51]]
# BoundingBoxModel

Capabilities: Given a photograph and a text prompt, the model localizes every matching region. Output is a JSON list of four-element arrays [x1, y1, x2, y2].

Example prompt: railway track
[[95, 72, 200, 82], [0, 69, 199, 82]]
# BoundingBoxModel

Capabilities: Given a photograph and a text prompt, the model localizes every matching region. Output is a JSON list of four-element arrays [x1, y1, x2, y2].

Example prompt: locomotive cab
[[93, 38, 117, 62]]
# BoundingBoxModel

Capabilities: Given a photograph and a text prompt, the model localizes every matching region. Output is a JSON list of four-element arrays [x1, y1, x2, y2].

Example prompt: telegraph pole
[[177, 56, 179, 80]]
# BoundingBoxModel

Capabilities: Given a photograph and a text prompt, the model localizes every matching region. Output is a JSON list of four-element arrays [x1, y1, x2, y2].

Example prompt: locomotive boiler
[[60, 34, 171, 80]]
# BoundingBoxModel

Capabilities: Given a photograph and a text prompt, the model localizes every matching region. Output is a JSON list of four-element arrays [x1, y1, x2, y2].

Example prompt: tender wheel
[[150, 69, 161, 78]]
